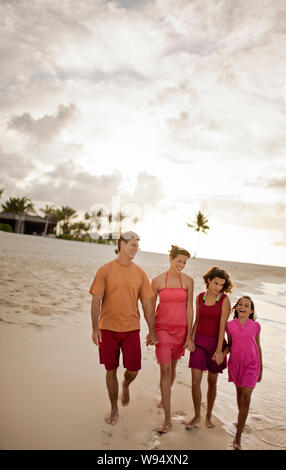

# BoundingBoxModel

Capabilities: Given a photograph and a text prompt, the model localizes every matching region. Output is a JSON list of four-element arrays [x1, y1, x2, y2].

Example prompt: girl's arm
[[223, 333, 232, 357], [183, 276, 195, 351], [256, 332, 263, 382], [190, 294, 200, 346], [212, 296, 231, 365]]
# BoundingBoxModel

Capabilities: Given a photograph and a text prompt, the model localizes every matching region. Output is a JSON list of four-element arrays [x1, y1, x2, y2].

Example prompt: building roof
[[0, 212, 57, 225]]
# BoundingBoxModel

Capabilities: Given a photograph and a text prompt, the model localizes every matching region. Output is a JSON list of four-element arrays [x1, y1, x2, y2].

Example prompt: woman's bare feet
[[104, 410, 119, 425], [205, 415, 215, 428], [121, 380, 130, 406], [157, 420, 172, 434], [184, 415, 201, 430]]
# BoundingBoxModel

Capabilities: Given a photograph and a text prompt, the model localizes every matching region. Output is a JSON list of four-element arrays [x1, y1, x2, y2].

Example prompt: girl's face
[[236, 297, 253, 320], [207, 277, 225, 295], [170, 255, 188, 273]]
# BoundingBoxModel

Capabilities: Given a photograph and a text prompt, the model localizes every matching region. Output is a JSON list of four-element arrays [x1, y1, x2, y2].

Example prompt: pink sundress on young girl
[[226, 318, 261, 388]]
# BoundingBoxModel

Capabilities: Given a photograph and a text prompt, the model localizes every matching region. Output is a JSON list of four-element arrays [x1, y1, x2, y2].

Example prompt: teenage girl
[[185, 266, 233, 429], [150, 245, 194, 434], [223, 296, 263, 450]]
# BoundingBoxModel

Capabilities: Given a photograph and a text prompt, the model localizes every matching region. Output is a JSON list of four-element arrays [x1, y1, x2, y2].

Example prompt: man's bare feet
[[104, 410, 119, 425], [233, 437, 241, 450], [205, 416, 215, 428], [121, 380, 130, 406], [184, 416, 201, 430], [157, 420, 172, 434]]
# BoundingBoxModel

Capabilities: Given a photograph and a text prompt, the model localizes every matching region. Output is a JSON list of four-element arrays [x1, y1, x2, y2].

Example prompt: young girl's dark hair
[[169, 245, 191, 259], [233, 296, 256, 321], [203, 266, 233, 293]]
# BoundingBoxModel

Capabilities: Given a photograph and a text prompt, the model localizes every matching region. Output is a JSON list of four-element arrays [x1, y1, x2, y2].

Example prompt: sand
[[1, 231, 286, 450]]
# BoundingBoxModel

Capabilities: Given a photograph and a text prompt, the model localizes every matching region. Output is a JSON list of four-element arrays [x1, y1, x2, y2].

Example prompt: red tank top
[[196, 292, 226, 337], [155, 272, 187, 334]]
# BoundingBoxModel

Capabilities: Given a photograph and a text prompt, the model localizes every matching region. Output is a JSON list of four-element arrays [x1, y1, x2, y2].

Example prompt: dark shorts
[[99, 329, 141, 371], [188, 334, 227, 374]]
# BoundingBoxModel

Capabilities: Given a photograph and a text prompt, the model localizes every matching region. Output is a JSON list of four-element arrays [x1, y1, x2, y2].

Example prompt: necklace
[[203, 292, 221, 303]]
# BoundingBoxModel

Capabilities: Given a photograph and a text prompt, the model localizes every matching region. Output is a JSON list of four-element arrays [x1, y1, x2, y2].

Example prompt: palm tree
[[186, 210, 210, 258], [2, 196, 36, 233], [40, 204, 59, 236], [187, 210, 210, 234], [56, 206, 77, 236], [85, 209, 106, 241]]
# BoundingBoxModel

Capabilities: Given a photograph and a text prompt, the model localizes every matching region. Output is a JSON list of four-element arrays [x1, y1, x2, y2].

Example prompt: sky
[[1, 0, 286, 267]]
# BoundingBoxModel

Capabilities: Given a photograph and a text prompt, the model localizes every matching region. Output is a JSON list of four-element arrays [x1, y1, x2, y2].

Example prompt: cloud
[[7, 104, 78, 143]]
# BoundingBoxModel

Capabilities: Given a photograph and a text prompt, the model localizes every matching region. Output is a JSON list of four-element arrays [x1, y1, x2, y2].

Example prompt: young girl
[[224, 296, 263, 450], [150, 245, 194, 434], [185, 266, 233, 429]]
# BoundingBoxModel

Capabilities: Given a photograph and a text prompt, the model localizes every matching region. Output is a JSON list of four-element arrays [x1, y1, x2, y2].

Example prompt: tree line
[[0, 189, 210, 252]]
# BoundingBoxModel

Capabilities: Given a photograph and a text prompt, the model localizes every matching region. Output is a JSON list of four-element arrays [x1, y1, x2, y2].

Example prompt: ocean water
[[1, 231, 286, 449]]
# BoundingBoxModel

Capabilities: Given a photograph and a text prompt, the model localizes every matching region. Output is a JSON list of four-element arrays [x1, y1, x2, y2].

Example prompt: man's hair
[[117, 231, 140, 252]]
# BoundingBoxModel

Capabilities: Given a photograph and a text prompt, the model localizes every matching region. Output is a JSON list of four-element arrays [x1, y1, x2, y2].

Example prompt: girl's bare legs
[[185, 368, 203, 428], [206, 372, 218, 428], [234, 386, 253, 450]]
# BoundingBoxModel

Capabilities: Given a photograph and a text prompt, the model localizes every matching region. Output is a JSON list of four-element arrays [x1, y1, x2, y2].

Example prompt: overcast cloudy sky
[[1, 0, 286, 266]]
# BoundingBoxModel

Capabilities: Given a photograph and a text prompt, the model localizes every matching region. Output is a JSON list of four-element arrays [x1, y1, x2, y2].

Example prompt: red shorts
[[99, 329, 141, 371]]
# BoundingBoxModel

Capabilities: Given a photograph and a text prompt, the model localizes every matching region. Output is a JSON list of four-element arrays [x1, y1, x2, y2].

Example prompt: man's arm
[[141, 297, 158, 345], [91, 294, 103, 346]]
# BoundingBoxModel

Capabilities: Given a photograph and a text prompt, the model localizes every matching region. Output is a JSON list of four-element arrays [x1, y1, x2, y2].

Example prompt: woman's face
[[236, 297, 253, 320], [170, 254, 188, 273], [207, 277, 225, 295]]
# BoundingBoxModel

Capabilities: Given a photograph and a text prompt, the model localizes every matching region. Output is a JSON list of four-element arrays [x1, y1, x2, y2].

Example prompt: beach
[[0, 231, 286, 450]]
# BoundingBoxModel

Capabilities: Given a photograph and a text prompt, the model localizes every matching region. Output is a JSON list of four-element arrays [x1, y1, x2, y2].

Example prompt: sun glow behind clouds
[[1, 0, 286, 266], [138, 214, 286, 267]]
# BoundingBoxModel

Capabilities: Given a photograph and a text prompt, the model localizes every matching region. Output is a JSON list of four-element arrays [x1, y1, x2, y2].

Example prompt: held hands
[[146, 331, 158, 346], [92, 329, 102, 347], [184, 337, 195, 352], [212, 350, 225, 365]]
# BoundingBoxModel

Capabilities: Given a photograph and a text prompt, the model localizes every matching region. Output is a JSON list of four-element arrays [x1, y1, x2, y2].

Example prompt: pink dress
[[155, 272, 187, 364], [226, 318, 261, 388]]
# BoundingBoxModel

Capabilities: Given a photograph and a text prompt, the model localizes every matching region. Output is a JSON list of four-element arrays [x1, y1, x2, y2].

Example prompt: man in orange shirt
[[89, 231, 158, 425]]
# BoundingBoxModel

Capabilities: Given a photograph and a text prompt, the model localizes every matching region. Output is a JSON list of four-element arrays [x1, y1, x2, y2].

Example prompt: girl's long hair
[[233, 296, 256, 320]]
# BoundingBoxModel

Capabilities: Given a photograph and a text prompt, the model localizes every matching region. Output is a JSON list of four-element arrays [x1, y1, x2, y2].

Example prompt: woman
[[185, 266, 233, 429], [150, 245, 194, 434]]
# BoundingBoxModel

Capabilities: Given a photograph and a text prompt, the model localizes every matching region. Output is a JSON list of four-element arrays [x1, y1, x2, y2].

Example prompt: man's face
[[122, 238, 139, 259]]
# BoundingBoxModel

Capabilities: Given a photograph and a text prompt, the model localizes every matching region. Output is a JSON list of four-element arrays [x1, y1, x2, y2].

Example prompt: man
[[89, 231, 157, 425]]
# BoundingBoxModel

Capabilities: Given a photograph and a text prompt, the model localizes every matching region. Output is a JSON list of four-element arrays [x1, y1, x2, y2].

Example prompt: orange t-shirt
[[89, 259, 153, 332]]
